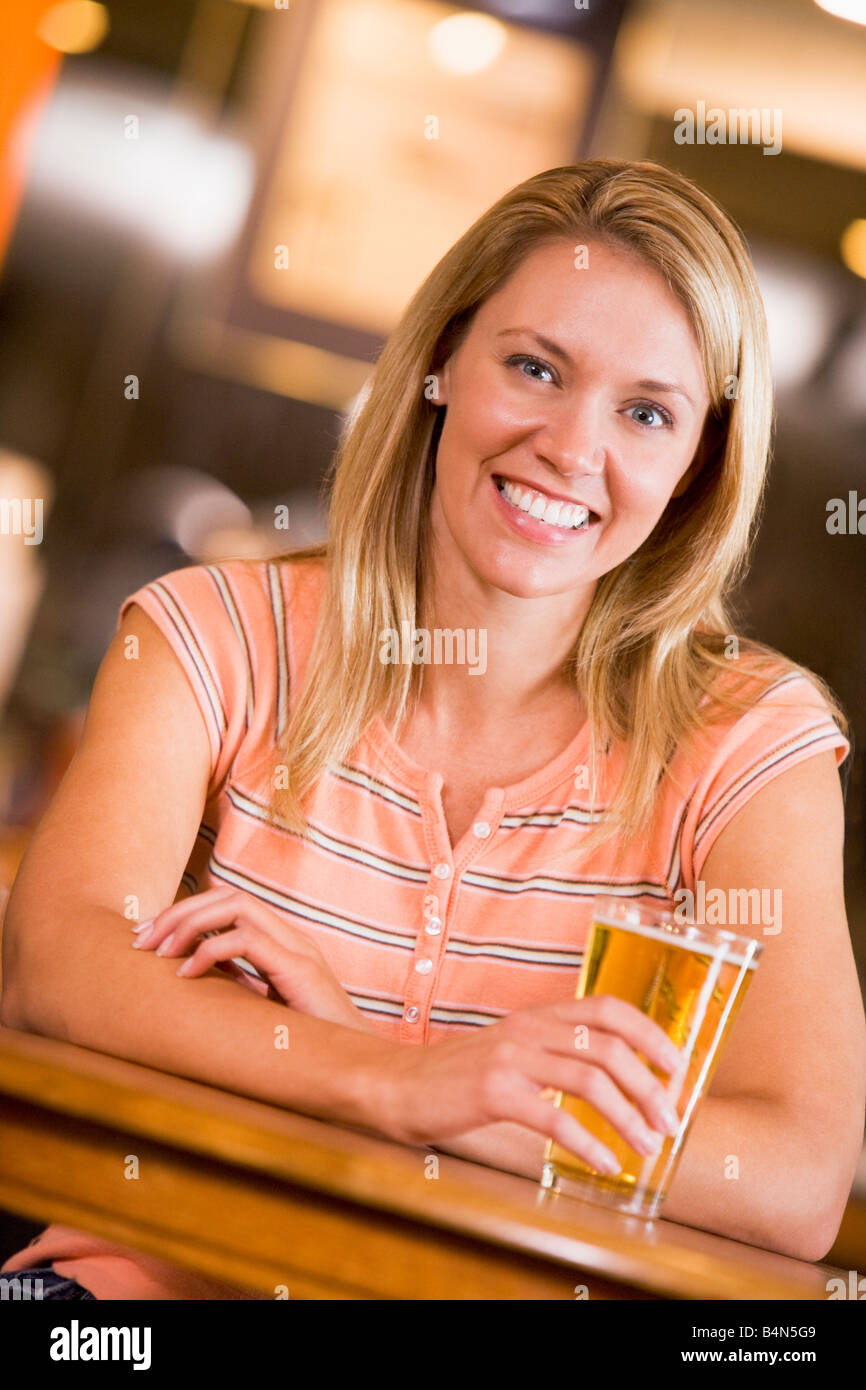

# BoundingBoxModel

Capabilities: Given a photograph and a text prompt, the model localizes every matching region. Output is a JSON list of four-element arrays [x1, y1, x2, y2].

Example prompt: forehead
[[471, 237, 706, 385]]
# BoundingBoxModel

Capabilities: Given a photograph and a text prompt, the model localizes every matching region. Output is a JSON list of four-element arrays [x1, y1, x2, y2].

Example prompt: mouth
[[492, 474, 601, 534]]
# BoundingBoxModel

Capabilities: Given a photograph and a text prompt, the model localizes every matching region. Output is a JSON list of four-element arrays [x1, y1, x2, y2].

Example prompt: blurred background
[[0, 0, 864, 1265]]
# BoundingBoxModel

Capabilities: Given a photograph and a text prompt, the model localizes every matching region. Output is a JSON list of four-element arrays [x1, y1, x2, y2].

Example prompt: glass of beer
[[540, 895, 763, 1219]]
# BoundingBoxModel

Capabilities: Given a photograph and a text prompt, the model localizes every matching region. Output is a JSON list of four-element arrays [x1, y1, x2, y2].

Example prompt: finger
[[135, 895, 272, 955], [175, 926, 315, 1007], [545, 996, 683, 1076], [133, 886, 237, 947], [501, 1076, 624, 1175], [529, 1023, 681, 1136], [143, 897, 260, 955], [138, 892, 324, 962], [521, 1048, 675, 1153], [211, 958, 270, 995], [553, 1023, 681, 1136]]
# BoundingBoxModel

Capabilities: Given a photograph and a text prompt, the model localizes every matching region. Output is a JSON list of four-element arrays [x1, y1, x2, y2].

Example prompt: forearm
[[2, 904, 396, 1132], [660, 1093, 844, 1261], [435, 1095, 842, 1262]]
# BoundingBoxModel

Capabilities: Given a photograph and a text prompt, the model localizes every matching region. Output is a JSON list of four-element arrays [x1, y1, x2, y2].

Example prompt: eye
[[626, 401, 674, 430], [504, 353, 558, 385]]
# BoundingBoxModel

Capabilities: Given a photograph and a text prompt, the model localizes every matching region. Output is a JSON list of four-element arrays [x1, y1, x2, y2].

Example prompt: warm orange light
[[427, 12, 506, 75], [0, 2, 63, 272], [840, 219, 866, 278], [37, 1, 109, 54]]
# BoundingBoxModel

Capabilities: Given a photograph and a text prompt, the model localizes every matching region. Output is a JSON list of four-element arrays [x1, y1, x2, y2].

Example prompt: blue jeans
[[1, 1263, 97, 1299]]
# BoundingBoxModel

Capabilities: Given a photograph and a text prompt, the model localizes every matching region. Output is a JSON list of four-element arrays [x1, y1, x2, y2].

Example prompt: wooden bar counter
[[0, 1022, 844, 1300]]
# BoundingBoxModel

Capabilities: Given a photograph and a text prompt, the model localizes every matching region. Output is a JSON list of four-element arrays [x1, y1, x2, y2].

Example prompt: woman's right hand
[[376, 996, 684, 1173]]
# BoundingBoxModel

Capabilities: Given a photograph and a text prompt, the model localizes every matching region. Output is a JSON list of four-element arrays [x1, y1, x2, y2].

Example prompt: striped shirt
[[2, 555, 850, 1298]]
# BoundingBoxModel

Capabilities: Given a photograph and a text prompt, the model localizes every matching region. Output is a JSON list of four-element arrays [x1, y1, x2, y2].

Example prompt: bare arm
[[0, 604, 694, 1182], [433, 752, 866, 1262], [0, 606, 396, 1129]]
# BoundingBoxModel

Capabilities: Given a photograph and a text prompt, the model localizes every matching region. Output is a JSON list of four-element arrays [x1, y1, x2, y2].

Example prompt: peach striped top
[[2, 556, 850, 1298]]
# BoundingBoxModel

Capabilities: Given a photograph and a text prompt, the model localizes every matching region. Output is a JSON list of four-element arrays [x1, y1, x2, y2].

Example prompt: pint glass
[[540, 895, 763, 1218]]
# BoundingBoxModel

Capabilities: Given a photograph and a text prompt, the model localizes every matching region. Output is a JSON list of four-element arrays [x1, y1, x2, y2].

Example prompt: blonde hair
[[259, 159, 848, 862]]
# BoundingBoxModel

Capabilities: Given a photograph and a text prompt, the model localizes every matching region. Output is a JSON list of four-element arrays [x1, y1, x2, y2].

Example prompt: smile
[[493, 475, 598, 532]]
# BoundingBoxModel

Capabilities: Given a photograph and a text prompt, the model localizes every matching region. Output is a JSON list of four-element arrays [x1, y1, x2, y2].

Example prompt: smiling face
[[429, 237, 712, 599]]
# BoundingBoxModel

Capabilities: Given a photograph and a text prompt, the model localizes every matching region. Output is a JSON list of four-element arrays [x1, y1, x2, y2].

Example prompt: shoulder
[[676, 641, 850, 887], [694, 642, 849, 758], [116, 553, 329, 791], [119, 553, 327, 646]]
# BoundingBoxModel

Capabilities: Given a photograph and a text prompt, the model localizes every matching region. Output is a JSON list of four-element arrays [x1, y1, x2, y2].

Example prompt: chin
[[469, 543, 585, 599]]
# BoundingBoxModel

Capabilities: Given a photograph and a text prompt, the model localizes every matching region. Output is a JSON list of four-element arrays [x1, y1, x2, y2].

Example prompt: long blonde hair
[[260, 159, 848, 859]]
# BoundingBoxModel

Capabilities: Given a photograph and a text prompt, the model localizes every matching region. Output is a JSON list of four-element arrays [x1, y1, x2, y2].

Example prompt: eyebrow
[[495, 328, 697, 409]]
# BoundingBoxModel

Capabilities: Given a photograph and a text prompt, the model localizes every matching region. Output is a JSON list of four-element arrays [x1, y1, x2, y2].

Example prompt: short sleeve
[[118, 562, 253, 799], [680, 671, 850, 890]]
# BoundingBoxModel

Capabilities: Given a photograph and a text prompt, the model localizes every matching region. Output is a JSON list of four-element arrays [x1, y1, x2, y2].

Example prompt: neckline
[[367, 710, 591, 810]]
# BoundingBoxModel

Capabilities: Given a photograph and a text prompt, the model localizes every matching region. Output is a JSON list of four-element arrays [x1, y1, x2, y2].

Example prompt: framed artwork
[[169, 0, 614, 410]]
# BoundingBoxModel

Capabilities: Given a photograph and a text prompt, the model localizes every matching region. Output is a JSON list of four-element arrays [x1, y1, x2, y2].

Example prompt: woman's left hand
[[132, 886, 375, 1033]]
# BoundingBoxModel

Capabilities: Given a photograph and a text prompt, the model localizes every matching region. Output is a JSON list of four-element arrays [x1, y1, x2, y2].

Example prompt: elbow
[[0, 952, 40, 1032], [789, 1143, 863, 1264], [1, 967, 66, 1040], [808, 1178, 860, 1265], [0, 972, 27, 1032], [0, 916, 24, 1028], [791, 1204, 847, 1265], [755, 1198, 844, 1264], [1, 902, 64, 1038], [1, 941, 52, 1037], [1, 895, 25, 1029]]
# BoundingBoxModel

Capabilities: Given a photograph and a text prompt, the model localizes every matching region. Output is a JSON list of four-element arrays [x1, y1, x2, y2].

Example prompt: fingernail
[[132, 918, 154, 934], [176, 959, 193, 977], [155, 932, 176, 956], [661, 1107, 680, 1135], [599, 1153, 622, 1175]]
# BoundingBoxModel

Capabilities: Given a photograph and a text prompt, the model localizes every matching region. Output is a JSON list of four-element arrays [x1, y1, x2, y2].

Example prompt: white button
[[473, 821, 491, 838], [415, 957, 433, 974], [404, 1005, 420, 1022], [433, 862, 450, 879], [425, 917, 442, 936]]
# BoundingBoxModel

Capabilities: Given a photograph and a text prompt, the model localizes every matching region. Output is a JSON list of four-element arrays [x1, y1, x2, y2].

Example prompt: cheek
[[608, 466, 665, 519], [445, 366, 531, 449], [610, 442, 697, 515]]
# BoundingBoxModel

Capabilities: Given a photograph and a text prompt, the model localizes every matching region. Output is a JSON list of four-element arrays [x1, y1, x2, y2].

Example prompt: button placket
[[422, 891, 442, 937], [403, 779, 508, 1042], [402, 864, 454, 1040], [400, 774, 452, 1040]]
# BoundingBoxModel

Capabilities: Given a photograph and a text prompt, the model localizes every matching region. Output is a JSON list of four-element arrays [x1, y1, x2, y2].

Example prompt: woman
[[2, 160, 864, 1300]]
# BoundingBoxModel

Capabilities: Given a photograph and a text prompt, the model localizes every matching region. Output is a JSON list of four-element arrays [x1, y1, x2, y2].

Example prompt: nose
[[534, 401, 606, 480]]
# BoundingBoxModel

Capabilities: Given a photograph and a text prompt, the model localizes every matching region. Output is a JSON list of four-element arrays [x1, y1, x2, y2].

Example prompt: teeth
[[497, 477, 591, 530]]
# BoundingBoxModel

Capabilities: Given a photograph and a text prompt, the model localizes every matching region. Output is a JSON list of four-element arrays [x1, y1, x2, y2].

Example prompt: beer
[[540, 897, 763, 1218]]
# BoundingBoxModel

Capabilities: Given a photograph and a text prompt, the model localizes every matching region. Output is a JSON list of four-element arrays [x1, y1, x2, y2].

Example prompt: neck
[[410, 540, 595, 733]]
